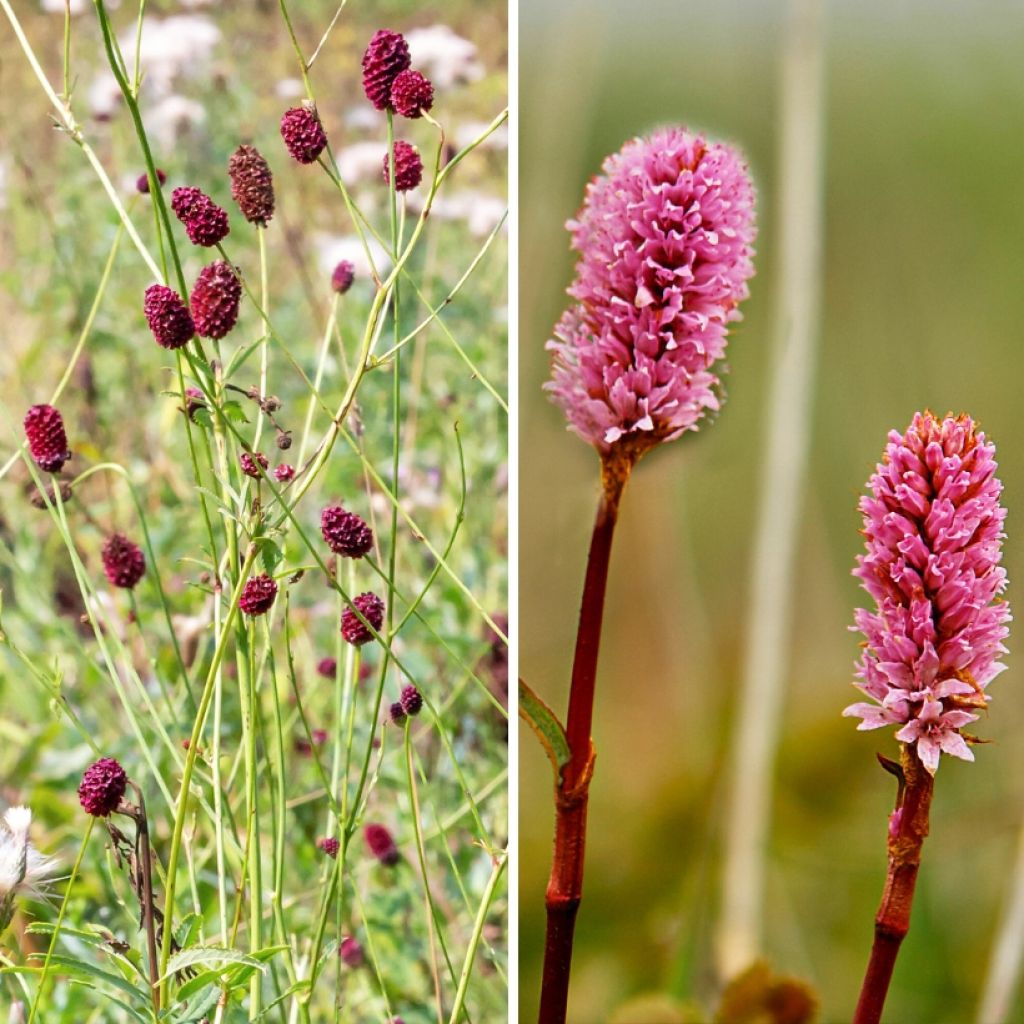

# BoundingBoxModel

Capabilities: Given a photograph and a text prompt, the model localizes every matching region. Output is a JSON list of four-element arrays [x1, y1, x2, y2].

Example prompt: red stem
[[853, 745, 934, 1024], [538, 460, 628, 1024]]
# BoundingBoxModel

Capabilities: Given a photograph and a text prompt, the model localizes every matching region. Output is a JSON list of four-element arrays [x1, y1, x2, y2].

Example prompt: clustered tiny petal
[[24, 405, 71, 474], [316, 836, 339, 858], [274, 463, 295, 482], [546, 127, 757, 454], [317, 656, 337, 678], [78, 757, 127, 817], [363, 822, 399, 866], [280, 105, 327, 164], [389, 701, 406, 725], [170, 186, 230, 247], [228, 145, 275, 226], [341, 592, 385, 646], [239, 574, 278, 616], [144, 284, 195, 350], [331, 260, 355, 295], [321, 505, 373, 558], [399, 684, 422, 717], [136, 168, 166, 194], [240, 451, 269, 478], [102, 534, 146, 589], [390, 69, 434, 119], [361, 29, 411, 111], [843, 412, 1011, 775], [382, 140, 423, 192], [191, 261, 242, 339], [339, 935, 365, 967]]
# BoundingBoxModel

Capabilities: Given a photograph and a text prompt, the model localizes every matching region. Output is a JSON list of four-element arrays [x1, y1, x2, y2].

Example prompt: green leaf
[[519, 678, 571, 784], [258, 538, 283, 576], [222, 400, 249, 425]]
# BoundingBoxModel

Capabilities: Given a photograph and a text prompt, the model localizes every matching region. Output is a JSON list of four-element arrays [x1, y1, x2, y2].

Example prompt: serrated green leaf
[[222, 400, 249, 425], [162, 945, 273, 981], [258, 538, 283, 576]]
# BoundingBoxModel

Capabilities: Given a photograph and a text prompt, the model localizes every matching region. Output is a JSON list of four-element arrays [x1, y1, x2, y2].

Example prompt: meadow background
[[519, 1, 1024, 1021], [0, 0, 507, 1020]]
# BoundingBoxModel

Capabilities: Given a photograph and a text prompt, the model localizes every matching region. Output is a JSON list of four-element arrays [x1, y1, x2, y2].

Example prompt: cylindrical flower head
[[102, 534, 146, 589], [191, 261, 242, 339], [170, 186, 230, 247], [331, 260, 355, 295], [136, 168, 166, 194], [390, 69, 434, 119], [317, 656, 337, 679], [382, 140, 423, 192], [399, 684, 422, 717], [339, 935, 365, 967], [144, 284, 195, 350], [240, 451, 269, 478], [78, 757, 127, 817], [389, 701, 407, 725], [228, 145, 275, 226], [843, 412, 1011, 775], [363, 822, 399, 866], [341, 592, 385, 646], [280, 105, 327, 164], [274, 463, 295, 482], [239, 574, 278, 616], [546, 128, 756, 455], [321, 505, 373, 558], [361, 29, 411, 110], [24, 405, 70, 474]]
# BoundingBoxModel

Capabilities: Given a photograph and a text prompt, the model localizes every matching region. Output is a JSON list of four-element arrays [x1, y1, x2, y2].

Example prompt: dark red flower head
[[390, 69, 434, 119], [321, 505, 373, 558], [364, 822, 400, 866], [317, 656, 337, 679], [228, 145, 275, 226], [191, 260, 242, 339], [102, 534, 146, 589], [274, 463, 295, 482], [136, 168, 166, 194], [383, 140, 423, 192], [24, 405, 71, 474], [144, 284, 195, 350], [399, 684, 422, 717], [171, 186, 230, 247], [331, 260, 355, 295], [280, 105, 327, 164], [361, 29, 411, 110], [78, 757, 127, 817], [339, 935, 365, 967], [239, 573, 278, 616], [341, 592, 385, 646], [317, 836, 339, 858], [240, 451, 269, 478], [389, 701, 406, 725]]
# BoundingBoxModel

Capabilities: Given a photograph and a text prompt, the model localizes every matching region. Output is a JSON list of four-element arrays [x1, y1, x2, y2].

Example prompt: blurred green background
[[519, 1, 1024, 1022]]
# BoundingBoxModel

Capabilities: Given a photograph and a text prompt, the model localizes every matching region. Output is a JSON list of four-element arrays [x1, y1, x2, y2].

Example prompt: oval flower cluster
[[844, 412, 1011, 774], [546, 127, 756, 454]]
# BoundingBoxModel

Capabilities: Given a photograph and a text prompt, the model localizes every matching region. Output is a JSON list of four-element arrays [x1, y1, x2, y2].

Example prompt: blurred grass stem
[[717, 0, 826, 978]]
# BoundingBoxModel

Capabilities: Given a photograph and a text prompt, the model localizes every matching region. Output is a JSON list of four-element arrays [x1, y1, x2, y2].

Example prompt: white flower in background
[[454, 120, 508, 152], [336, 141, 387, 185], [88, 71, 123, 120], [344, 106, 384, 132], [145, 95, 206, 147], [275, 77, 305, 100], [122, 15, 221, 95], [406, 26, 484, 90], [407, 190, 507, 238], [314, 232, 391, 281], [0, 806, 57, 934], [40, 0, 100, 13]]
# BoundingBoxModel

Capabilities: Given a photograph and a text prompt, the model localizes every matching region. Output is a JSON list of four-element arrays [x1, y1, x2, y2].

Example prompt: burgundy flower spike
[[24, 405, 71, 474], [102, 534, 146, 589], [78, 757, 127, 817]]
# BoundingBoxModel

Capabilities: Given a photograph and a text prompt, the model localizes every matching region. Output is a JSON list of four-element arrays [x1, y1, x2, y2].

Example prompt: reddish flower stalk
[[539, 459, 628, 1024], [853, 745, 933, 1024]]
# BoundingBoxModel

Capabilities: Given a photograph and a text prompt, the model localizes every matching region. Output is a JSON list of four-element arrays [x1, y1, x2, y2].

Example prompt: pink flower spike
[[545, 127, 756, 456], [845, 412, 1010, 774]]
